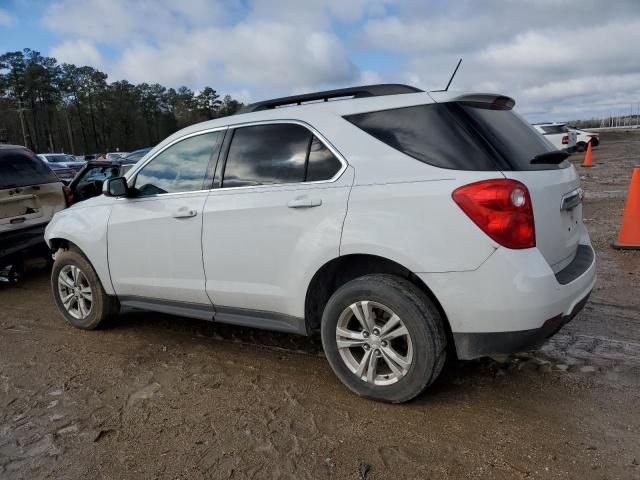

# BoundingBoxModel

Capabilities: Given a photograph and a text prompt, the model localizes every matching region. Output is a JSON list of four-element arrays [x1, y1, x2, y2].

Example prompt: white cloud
[[0, 7, 15, 27], [44, 0, 359, 91], [50, 39, 103, 67], [39, 0, 640, 120]]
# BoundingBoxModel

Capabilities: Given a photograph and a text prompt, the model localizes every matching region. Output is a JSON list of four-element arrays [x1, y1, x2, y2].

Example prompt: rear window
[[45, 154, 71, 163], [540, 125, 569, 134], [345, 103, 566, 171], [0, 149, 58, 189], [461, 106, 567, 171]]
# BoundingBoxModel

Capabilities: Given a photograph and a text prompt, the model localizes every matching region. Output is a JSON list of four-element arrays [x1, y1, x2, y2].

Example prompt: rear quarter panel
[[340, 173, 501, 273], [314, 116, 501, 273]]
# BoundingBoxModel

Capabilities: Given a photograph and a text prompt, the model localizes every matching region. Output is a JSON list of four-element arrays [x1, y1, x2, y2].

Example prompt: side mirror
[[103, 176, 129, 197]]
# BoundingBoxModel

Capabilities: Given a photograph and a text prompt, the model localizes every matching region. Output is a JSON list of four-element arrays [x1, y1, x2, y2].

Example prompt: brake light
[[562, 135, 569, 145], [63, 185, 75, 207], [452, 179, 535, 249]]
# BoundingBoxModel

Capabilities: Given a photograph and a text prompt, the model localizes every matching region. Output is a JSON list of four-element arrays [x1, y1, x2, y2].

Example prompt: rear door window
[[0, 149, 58, 189], [222, 125, 343, 188], [223, 124, 310, 188]]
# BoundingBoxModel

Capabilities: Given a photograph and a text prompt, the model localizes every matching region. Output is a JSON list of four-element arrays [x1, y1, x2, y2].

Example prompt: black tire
[[321, 274, 447, 403], [576, 141, 587, 152], [51, 248, 119, 329]]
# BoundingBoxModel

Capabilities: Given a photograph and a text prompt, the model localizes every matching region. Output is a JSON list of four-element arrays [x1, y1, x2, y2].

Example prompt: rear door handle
[[172, 208, 198, 218], [287, 198, 322, 208]]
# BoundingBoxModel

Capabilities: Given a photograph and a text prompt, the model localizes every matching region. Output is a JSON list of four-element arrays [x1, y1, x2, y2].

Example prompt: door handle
[[287, 198, 322, 208], [172, 208, 198, 218]]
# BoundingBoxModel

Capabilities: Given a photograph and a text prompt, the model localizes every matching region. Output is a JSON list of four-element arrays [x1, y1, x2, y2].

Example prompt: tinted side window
[[0, 149, 58, 189], [306, 136, 342, 182], [345, 104, 499, 171], [223, 124, 310, 188], [134, 132, 222, 196]]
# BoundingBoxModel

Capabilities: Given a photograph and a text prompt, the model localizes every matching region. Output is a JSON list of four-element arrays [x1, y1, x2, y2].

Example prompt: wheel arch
[[47, 234, 115, 295], [304, 253, 453, 345]]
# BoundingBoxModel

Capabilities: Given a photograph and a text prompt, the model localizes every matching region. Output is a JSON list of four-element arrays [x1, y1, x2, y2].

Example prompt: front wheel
[[51, 249, 119, 329], [321, 274, 447, 403]]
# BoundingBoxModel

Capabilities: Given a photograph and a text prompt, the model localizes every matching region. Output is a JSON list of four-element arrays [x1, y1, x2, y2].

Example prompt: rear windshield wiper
[[530, 151, 569, 165]]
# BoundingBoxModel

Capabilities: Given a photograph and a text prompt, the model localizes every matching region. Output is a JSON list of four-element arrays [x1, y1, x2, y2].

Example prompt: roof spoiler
[[432, 92, 516, 110]]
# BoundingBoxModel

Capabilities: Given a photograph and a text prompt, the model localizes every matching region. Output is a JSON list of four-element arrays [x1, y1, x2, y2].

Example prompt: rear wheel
[[321, 274, 447, 403], [576, 141, 587, 152], [51, 249, 119, 329]]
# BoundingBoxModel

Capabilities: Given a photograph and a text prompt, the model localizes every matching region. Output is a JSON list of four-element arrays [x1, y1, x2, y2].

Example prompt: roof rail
[[236, 84, 423, 114]]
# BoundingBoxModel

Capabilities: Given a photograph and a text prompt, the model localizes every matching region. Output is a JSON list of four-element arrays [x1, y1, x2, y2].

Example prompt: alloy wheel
[[57, 265, 93, 320], [335, 300, 414, 386]]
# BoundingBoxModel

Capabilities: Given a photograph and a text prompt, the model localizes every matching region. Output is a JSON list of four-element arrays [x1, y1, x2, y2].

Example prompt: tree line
[[0, 48, 243, 155]]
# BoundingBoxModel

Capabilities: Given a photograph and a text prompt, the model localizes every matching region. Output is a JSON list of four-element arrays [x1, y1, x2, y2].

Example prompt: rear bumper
[[0, 224, 48, 262], [452, 291, 590, 359], [418, 229, 596, 359]]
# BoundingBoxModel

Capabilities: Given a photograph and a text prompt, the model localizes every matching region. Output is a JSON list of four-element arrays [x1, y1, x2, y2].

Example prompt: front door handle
[[287, 198, 322, 208], [172, 207, 198, 218]]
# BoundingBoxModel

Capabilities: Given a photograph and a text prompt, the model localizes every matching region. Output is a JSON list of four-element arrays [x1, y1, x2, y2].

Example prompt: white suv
[[45, 85, 596, 403], [532, 122, 578, 152]]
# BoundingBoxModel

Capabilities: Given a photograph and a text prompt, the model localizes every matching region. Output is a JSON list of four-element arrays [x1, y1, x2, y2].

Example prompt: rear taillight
[[63, 186, 75, 207], [562, 135, 569, 145], [452, 179, 535, 249]]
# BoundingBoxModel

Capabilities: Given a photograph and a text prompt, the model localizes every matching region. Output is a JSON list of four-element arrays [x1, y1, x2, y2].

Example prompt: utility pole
[[16, 99, 29, 147]]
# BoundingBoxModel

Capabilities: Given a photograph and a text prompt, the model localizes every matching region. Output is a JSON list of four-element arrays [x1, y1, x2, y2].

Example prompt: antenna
[[431, 59, 463, 92], [444, 58, 462, 92]]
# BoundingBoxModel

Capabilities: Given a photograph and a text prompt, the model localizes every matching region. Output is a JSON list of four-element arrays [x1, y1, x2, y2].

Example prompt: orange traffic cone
[[582, 141, 593, 168], [612, 167, 640, 250]]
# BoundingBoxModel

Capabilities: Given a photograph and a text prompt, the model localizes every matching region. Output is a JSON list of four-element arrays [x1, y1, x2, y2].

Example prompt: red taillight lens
[[452, 179, 535, 249], [63, 186, 75, 207], [562, 135, 569, 145]]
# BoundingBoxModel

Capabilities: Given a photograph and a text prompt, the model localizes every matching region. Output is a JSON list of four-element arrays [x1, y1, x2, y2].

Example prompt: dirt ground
[[1, 131, 639, 480]]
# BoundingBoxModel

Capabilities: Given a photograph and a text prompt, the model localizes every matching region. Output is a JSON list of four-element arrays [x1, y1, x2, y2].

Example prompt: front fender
[[45, 203, 115, 295]]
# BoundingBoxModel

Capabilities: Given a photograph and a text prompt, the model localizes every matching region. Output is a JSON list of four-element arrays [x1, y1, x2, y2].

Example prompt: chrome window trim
[[125, 120, 348, 198]]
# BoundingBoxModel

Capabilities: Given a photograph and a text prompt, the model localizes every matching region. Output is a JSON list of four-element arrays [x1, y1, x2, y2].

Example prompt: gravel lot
[[1, 131, 639, 479]]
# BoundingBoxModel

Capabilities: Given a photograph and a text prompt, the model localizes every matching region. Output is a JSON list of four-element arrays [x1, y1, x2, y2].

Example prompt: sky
[[1, 0, 639, 122]]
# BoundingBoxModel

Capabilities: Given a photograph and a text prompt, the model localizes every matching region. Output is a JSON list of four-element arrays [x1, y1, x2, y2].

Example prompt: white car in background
[[45, 85, 596, 403], [533, 123, 577, 152], [569, 128, 600, 152]]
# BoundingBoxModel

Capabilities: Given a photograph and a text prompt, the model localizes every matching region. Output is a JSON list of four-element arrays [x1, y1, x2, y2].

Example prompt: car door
[[201, 122, 352, 331], [107, 129, 224, 305]]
